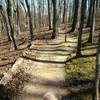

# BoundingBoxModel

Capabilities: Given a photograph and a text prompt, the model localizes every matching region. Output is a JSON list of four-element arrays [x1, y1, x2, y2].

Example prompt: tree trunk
[[86, 0, 93, 27], [88, 0, 96, 43], [6, 0, 17, 50], [41, 0, 45, 27], [62, 0, 66, 23], [52, 0, 57, 39], [0, 11, 11, 41], [48, 0, 52, 30], [68, 0, 80, 33], [32, 0, 36, 29], [25, 0, 33, 41], [76, 0, 87, 57], [38, 0, 41, 34], [94, 36, 100, 100], [16, 0, 20, 35], [20, 1, 28, 30]]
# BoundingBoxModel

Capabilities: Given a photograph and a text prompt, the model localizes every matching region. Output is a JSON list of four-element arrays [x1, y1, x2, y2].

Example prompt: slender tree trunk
[[62, 0, 66, 23], [57, 0, 62, 25], [68, 0, 80, 33], [41, 0, 45, 27], [86, 0, 93, 27], [76, 0, 87, 57], [68, 0, 74, 23], [88, 0, 96, 43], [38, 0, 41, 34], [32, 0, 36, 29], [25, 0, 33, 41], [16, 0, 20, 35], [48, 0, 52, 30], [33, 4, 36, 28], [6, 0, 17, 50], [94, 36, 100, 100], [0, 11, 11, 41], [96, 0, 99, 17], [20, 1, 28, 30], [52, 0, 57, 39]]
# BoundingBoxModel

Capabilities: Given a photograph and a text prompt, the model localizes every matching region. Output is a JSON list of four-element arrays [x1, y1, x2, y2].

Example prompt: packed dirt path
[[0, 31, 77, 100]]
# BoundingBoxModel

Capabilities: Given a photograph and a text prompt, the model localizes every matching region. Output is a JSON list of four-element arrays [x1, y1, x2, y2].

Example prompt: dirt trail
[[0, 31, 77, 100]]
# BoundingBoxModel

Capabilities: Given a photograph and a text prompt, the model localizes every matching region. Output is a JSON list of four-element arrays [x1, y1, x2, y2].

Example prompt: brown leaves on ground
[[0, 69, 29, 100]]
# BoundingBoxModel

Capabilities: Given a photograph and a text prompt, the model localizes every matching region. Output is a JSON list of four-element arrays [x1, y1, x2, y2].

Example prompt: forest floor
[[0, 27, 54, 78], [0, 22, 100, 100], [0, 26, 77, 100]]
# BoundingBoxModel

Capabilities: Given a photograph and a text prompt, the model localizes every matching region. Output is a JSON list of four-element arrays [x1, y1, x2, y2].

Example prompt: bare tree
[[38, 0, 41, 34], [68, 0, 80, 33], [25, 0, 33, 41], [52, 0, 57, 39], [48, 0, 52, 30], [32, 0, 36, 29], [86, 0, 93, 27], [62, 0, 66, 23], [20, 1, 27, 30], [0, 5, 11, 41], [76, 0, 87, 57], [6, 0, 17, 50], [88, 0, 96, 43], [16, 0, 20, 35], [94, 35, 100, 100], [41, 0, 45, 27]]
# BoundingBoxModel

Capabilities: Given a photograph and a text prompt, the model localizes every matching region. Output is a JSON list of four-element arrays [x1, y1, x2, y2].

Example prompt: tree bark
[[32, 0, 36, 29], [88, 0, 96, 43], [0, 11, 11, 41], [25, 0, 33, 41], [38, 0, 41, 34], [16, 0, 20, 35], [94, 36, 100, 100], [68, 0, 80, 33], [76, 0, 87, 57], [48, 0, 52, 30], [86, 0, 93, 27], [52, 0, 57, 39], [62, 0, 66, 23], [6, 0, 17, 50]]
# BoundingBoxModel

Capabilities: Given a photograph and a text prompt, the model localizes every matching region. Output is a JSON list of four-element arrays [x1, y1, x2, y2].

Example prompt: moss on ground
[[65, 40, 97, 80], [65, 57, 95, 80], [64, 33, 97, 100]]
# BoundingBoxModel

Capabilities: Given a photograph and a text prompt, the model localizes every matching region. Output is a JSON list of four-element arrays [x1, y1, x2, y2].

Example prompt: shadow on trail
[[81, 53, 96, 58], [62, 88, 93, 100], [28, 75, 66, 88], [66, 52, 96, 63], [27, 74, 94, 100], [47, 42, 66, 45], [66, 41, 77, 43], [62, 79, 94, 100], [33, 32, 52, 40], [0, 62, 14, 67], [22, 56, 66, 64], [29, 48, 73, 53], [82, 46, 96, 51], [65, 79, 93, 87]]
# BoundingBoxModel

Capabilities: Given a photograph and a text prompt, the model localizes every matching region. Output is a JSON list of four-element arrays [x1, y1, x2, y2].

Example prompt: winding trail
[[0, 32, 77, 100]]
